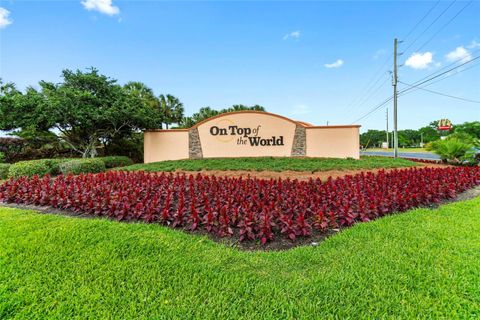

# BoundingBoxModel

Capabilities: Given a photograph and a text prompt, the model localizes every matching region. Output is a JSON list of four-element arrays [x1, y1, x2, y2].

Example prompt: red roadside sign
[[438, 119, 452, 131]]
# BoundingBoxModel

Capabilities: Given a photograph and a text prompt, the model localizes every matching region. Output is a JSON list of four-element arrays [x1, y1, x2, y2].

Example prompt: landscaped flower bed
[[404, 157, 441, 164], [1, 167, 479, 244]]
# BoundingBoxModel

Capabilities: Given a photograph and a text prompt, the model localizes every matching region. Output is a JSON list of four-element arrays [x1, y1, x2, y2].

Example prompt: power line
[[350, 57, 480, 124], [402, 0, 441, 42], [347, 0, 442, 114], [408, 62, 480, 89], [399, 80, 480, 104], [343, 55, 391, 113], [415, 0, 474, 53], [350, 96, 393, 124], [407, 48, 480, 87], [347, 1, 476, 126], [349, 1, 458, 122], [401, 0, 457, 56], [400, 55, 480, 94], [345, 0, 460, 117], [346, 74, 390, 115]]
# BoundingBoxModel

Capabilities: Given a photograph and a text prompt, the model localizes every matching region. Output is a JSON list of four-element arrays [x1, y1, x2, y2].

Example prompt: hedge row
[[8, 158, 72, 178], [101, 156, 134, 169], [0, 164, 10, 180], [59, 159, 106, 175], [6, 156, 133, 178]]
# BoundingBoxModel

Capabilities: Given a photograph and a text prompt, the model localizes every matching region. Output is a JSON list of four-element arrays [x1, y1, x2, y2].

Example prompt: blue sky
[[0, 0, 479, 132]]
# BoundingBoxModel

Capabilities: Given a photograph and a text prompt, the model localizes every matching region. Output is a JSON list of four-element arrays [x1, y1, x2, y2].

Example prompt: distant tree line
[[360, 121, 480, 148], [0, 68, 265, 161]]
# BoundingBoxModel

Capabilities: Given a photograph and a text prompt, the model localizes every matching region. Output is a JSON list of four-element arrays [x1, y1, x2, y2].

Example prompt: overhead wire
[[398, 80, 480, 104], [405, 62, 480, 89], [348, 0, 477, 124], [415, 0, 474, 53], [342, 55, 391, 114], [351, 56, 480, 124], [350, 96, 394, 124], [347, 0, 448, 121], [400, 0, 457, 56], [400, 55, 480, 94], [401, 0, 441, 42]]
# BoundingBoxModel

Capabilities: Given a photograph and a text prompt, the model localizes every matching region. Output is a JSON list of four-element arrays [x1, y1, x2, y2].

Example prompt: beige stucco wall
[[196, 113, 297, 158], [306, 127, 360, 159], [144, 131, 189, 163], [144, 112, 361, 163]]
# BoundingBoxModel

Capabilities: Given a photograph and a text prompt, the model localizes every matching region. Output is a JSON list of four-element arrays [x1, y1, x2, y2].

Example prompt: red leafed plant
[[1, 166, 479, 244]]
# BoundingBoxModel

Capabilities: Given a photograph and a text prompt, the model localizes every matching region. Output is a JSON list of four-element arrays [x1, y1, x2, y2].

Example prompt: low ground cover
[[1, 198, 480, 318], [2, 166, 478, 245], [122, 156, 417, 172]]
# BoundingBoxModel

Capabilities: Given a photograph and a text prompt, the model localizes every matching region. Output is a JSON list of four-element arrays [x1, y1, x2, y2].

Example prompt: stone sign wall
[[143, 111, 360, 163]]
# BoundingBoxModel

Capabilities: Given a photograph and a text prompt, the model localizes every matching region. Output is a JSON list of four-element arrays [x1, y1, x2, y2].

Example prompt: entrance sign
[[144, 111, 360, 162]]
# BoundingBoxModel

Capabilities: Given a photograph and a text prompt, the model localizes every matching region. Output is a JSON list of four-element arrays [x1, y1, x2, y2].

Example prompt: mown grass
[[1, 198, 480, 319], [365, 147, 429, 153], [122, 156, 417, 172]]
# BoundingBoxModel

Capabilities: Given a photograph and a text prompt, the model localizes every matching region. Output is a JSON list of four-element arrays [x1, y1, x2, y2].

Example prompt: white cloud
[[0, 7, 12, 28], [468, 40, 480, 49], [405, 52, 433, 70], [81, 0, 120, 16], [291, 105, 310, 115], [324, 59, 344, 68], [283, 30, 300, 40], [446, 46, 471, 63]]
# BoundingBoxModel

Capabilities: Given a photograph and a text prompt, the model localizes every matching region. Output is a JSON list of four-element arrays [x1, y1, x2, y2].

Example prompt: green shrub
[[8, 158, 73, 178], [0, 163, 10, 179], [446, 132, 479, 146], [48, 158, 75, 175], [426, 138, 473, 163], [99, 156, 134, 169], [462, 148, 480, 165], [0, 152, 5, 163], [59, 158, 106, 175]]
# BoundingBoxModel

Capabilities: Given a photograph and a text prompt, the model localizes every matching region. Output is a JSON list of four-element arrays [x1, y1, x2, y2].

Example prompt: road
[[361, 151, 440, 160]]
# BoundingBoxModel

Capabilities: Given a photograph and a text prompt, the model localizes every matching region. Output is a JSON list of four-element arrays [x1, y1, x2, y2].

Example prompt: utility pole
[[386, 108, 389, 148], [393, 38, 399, 158]]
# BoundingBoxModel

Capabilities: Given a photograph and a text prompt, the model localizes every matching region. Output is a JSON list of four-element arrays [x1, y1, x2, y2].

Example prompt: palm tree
[[192, 107, 218, 123], [158, 94, 184, 129], [123, 82, 157, 109]]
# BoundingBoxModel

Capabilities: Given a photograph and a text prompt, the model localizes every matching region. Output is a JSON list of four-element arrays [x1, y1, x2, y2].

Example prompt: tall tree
[[418, 125, 440, 144], [360, 130, 385, 148], [452, 121, 480, 139], [123, 82, 158, 108], [1, 68, 163, 158], [158, 94, 184, 129], [0, 79, 21, 130]]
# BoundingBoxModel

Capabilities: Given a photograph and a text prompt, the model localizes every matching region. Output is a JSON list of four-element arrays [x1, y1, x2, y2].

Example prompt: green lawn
[[1, 198, 480, 319], [365, 147, 429, 153], [122, 156, 417, 172]]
